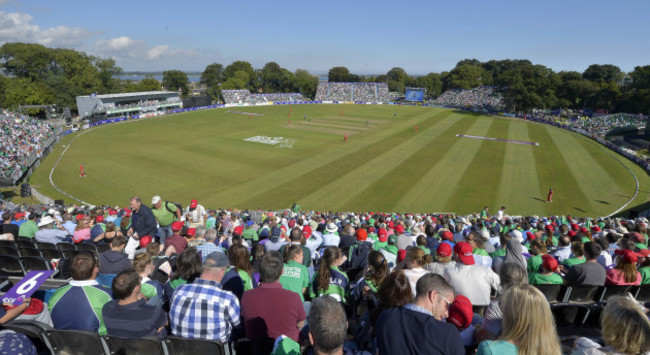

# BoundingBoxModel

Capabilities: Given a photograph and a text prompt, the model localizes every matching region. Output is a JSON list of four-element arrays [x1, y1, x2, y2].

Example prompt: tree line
[[1, 42, 649, 115]]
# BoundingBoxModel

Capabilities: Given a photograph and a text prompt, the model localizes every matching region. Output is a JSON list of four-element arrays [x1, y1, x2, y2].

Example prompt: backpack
[[165, 201, 182, 214]]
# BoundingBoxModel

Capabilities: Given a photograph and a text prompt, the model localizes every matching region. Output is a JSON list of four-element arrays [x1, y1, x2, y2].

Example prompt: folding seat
[[0, 246, 20, 257], [103, 335, 165, 355], [42, 329, 108, 355], [0, 255, 26, 276], [533, 284, 565, 303], [163, 336, 226, 355], [18, 247, 41, 257], [595, 285, 633, 303], [36, 242, 58, 251], [20, 256, 52, 273]]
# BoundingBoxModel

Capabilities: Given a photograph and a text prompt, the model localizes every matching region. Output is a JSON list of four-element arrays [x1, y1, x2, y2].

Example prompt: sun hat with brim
[[38, 216, 55, 227]]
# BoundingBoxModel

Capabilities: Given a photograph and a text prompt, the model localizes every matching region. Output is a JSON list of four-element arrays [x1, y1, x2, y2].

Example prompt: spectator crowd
[[314, 82, 390, 103], [0, 112, 57, 181], [431, 86, 505, 111], [221, 91, 309, 105], [2, 197, 650, 354]]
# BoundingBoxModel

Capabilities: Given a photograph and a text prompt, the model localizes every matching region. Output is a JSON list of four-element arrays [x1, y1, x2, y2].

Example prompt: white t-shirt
[[403, 267, 430, 297]]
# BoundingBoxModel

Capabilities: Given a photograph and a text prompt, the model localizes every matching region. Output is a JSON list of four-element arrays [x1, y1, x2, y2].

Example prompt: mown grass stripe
[[234, 109, 453, 209], [394, 115, 494, 213], [309, 114, 470, 212], [527, 124, 596, 215], [444, 117, 510, 213]]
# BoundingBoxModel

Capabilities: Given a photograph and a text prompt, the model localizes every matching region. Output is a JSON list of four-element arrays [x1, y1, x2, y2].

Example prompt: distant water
[[115, 74, 201, 82]]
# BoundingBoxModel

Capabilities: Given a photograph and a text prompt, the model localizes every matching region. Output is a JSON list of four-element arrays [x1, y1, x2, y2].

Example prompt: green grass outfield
[[28, 104, 650, 217]]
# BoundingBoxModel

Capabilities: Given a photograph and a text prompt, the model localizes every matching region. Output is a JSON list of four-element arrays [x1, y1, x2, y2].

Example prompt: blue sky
[[1, 0, 648, 75]]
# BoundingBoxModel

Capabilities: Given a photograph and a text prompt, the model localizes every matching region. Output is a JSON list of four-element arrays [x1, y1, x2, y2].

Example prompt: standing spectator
[[477, 283, 561, 355], [241, 251, 305, 342], [606, 249, 642, 286], [48, 253, 113, 335], [376, 273, 464, 355], [185, 199, 207, 228], [170, 251, 241, 342], [98, 235, 132, 275], [128, 196, 157, 240], [102, 269, 167, 339], [444, 242, 500, 307], [151, 196, 181, 244]]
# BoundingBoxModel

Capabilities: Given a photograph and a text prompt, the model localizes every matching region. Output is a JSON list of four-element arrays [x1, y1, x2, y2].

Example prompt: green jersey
[[237, 269, 255, 291], [243, 228, 259, 242], [640, 267, 650, 285], [19, 220, 38, 238], [562, 257, 586, 268], [529, 272, 563, 285], [490, 249, 507, 258], [527, 255, 543, 273], [152, 202, 178, 227], [279, 260, 310, 302]]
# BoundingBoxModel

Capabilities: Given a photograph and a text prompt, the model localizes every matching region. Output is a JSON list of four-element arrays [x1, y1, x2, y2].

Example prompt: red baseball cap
[[368, 226, 376, 233], [526, 231, 535, 241], [397, 249, 407, 263], [591, 226, 601, 233], [356, 229, 367, 241], [437, 243, 452, 258], [545, 225, 554, 232], [395, 225, 404, 234], [75, 214, 85, 221], [288, 220, 296, 228], [638, 249, 650, 257], [96, 215, 104, 223], [441, 230, 453, 241], [571, 223, 579, 231], [615, 249, 639, 263], [579, 227, 589, 235], [387, 221, 394, 229], [378, 228, 388, 242], [190, 199, 198, 208], [171, 221, 184, 232], [542, 254, 559, 272], [633, 232, 645, 243], [447, 295, 472, 330], [14, 213, 25, 219], [453, 242, 475, 265], [139, 235, 153, 248], [568, 230, 577, 238], [302, 225, 312, 238], [186, 228, 196, 237], [233, 226, 244, 235]]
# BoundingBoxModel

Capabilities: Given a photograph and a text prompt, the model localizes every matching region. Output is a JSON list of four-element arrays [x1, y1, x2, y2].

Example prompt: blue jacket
[[131, 205, 157, 238]]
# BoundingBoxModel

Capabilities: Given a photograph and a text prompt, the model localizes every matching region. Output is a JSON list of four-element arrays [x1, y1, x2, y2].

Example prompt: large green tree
[[294, 69, 319, 99], [162, 70, 189, 96]]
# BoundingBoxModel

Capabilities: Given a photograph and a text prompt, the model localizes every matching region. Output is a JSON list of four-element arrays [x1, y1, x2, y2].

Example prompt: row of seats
[[533, 284, 650, 304], [1, 320, 274, 355], [0, 239, 110, 255]]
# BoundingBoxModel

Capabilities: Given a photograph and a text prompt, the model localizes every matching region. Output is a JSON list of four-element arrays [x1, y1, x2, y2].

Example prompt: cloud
[[0, 11, 95, 47], [95, 36, 143, 52], [147, 44, 196, 60]]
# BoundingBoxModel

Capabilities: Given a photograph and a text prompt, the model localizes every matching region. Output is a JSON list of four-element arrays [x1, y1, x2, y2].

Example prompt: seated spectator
[[526, 239, 548, 273], [466, 230, 492, 267], [229, 244, 257, 292], [493, 237, 527, 274], [444, 242, 500, 307], [560, 241, 586, 273], [370, 270, 413, 327], [164, 247, 202, 300], [18, 212, 38, 239], [93, 222, 123, 244], [447, 295, 478, 347], [164, 221, 188, 255], [170, 251, 241, 342], [306, 296, 371, 355], [376, 273, 464, 355], [48, 253, 113, 335], [477, 283, 561, 355], [196, 228, 222, 262], [279, 227, 312, 268], [606, 249, 642, 286], [552, 235, 572, 262], [133, 253, 165, 304], [241, 251, 305, 342], [352, 250, 388, 309], [424, 243, 457, 275], [529, 254, 563, 285], [34, 215, 71, 244], [98, 235, 132, 274], [573, 295, 650, 355], [264, 226, 287, 252], [476, 262, 528, 342], [73, 217, 91, 243], [377, 234, 398, 269], [564, 242, 606, 286], [279, 244, 310, 302], [399, 247, 432, 297], [102, 269, 167, 339], [0, 296, 53, 326], [0, 212, 19, 240], [310, 246, 348, 302]]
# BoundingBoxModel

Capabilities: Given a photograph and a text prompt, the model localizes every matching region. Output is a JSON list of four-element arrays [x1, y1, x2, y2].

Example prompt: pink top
[[605, 268, 641, 286], [73, 228, 91, 243]]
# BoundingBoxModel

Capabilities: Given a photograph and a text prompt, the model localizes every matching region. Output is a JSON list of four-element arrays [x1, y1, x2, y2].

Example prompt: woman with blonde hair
[[573, 295, 650, 355], [477, 283, 561, 355], [400, 247, 433, 297]]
